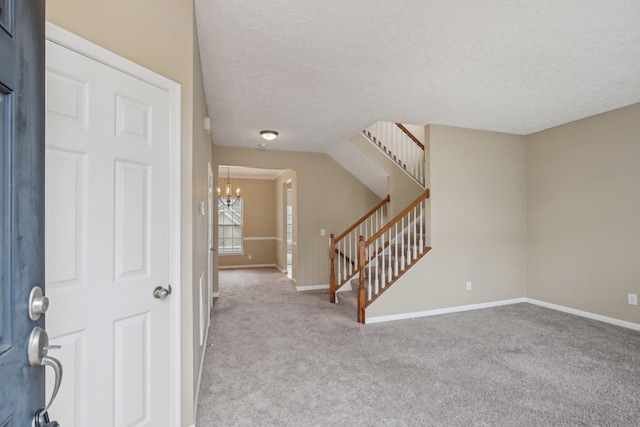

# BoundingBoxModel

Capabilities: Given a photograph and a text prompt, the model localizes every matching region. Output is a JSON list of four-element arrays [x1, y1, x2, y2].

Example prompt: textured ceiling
[[195, 0, 640, 153]]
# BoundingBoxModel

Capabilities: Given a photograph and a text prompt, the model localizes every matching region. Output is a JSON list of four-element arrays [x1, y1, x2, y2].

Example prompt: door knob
[[28, 327, 63, 427], [153, 284, 172, 299]]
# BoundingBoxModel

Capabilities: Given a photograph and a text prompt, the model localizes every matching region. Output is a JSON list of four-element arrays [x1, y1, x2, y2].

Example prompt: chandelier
[[218, 167, 241, 207]]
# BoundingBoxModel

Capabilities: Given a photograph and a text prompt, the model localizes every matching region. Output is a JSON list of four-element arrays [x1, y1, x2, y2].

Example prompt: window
[[218, 199, 243, 253]]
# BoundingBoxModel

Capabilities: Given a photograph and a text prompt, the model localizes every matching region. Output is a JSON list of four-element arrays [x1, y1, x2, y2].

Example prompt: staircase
[[330, 122, 430, 323]]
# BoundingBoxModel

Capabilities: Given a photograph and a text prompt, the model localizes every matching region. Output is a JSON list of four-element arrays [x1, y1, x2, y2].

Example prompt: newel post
[[357, 236, 366, 324], [329, 234, 336, 303]]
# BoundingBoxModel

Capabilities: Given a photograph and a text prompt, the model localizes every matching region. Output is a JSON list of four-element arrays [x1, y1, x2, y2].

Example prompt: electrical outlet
[[248, 255, 252, 260], [320, 228, 325, 236], [628, 293, 638, 306], [466, 281, 472, 291]]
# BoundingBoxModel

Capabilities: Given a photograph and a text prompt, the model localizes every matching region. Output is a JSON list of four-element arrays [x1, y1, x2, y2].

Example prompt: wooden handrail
[[394, 123, 425, 150], [334, 195, 390, 242], [366, 189, 430, 245]]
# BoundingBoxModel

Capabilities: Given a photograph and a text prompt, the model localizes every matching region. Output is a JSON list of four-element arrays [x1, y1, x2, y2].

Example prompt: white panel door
[[45, 39, 172, 427]]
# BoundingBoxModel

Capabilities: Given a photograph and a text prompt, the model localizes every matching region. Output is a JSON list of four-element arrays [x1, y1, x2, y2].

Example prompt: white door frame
[[207, 162, 214, 316], [45, 22, 182, 426]]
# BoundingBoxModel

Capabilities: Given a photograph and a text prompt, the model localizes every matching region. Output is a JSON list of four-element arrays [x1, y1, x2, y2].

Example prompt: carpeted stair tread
[[336, 289, 358, 315]]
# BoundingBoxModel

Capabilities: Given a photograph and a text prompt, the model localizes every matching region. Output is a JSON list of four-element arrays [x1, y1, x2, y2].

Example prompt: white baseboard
[[219, 263, 277, 270], [526, 298, 640, 331], [296, 284, 330, 292], [366, 298, 527, 324], [365, 296, 640, 331]]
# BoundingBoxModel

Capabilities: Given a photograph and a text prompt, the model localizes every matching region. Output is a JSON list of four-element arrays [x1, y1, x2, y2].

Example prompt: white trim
[[193, 324, 209, 423], [218, 251, 244, 256], [365, 297, 640, 331], [46, 22, 182, 426], [275, 237, 284, 242], [296, 284, 330, 292], [243, 236, 277, 241], [526, 298, 640, 331], [366, 298, 526, 324], [219, 263, 277, 270], [212, 292, 220, 298]]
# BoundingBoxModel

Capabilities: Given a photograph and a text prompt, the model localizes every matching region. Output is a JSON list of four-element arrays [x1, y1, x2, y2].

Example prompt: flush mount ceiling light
[[260, 130, 278, 141]]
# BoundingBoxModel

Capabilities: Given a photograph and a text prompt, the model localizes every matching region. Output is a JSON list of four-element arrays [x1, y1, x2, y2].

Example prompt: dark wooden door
[[0, 0, 46, 425]]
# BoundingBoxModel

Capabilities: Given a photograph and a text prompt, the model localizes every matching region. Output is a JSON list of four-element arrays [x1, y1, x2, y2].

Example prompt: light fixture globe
[[260, 130, 278, 141]]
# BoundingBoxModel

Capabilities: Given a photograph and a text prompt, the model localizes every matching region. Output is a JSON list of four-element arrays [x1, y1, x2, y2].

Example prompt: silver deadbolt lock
[[29, 286, 49, 321]]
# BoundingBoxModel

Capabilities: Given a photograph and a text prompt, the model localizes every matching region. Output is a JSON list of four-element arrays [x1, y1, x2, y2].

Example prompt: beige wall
[[213, 147, 380, 287], [46, 2, 210, 425], [368, 125, 527, 317], [218, 178, 277, 267], [401, 123, 426, 145], [526, 102, 640, 324]]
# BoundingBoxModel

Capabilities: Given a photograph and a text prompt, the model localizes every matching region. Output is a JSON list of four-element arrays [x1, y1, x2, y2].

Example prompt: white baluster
[[406, 211, 412, 265], [370, 213, 374, 238], [401, 217, 406, 269], [337, 241, 342, 284], [367, 244, 372, 300], [394, 222, 399, 276], [419, 201, 424, 253], [413, 207, 418, 259], [380, 235, 385, 290], [388, 229, 393, 282], [412, 141, 420, 181], [374, 239, 379, 296], [396, 128, 401, 163]]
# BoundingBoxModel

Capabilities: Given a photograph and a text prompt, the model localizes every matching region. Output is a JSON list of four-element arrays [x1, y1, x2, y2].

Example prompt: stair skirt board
[[336, 283, 353, 292], [296, 284, 330, 292]]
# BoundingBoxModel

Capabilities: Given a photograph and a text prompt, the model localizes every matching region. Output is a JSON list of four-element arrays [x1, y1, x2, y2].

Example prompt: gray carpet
[[197, 268, 640, 426]]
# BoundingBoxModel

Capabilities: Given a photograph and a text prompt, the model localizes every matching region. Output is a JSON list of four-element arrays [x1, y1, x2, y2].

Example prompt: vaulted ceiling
[[195, 1, 640, 153]]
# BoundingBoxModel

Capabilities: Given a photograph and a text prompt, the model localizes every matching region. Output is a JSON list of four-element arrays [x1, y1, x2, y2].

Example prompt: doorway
[[284, 180, 293, 279]]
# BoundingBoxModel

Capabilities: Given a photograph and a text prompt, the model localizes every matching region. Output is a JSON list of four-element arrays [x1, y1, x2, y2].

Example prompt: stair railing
[[362, 122, 425, 187], [329, 195, 390, 303], [356, 189, 431, 323]]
